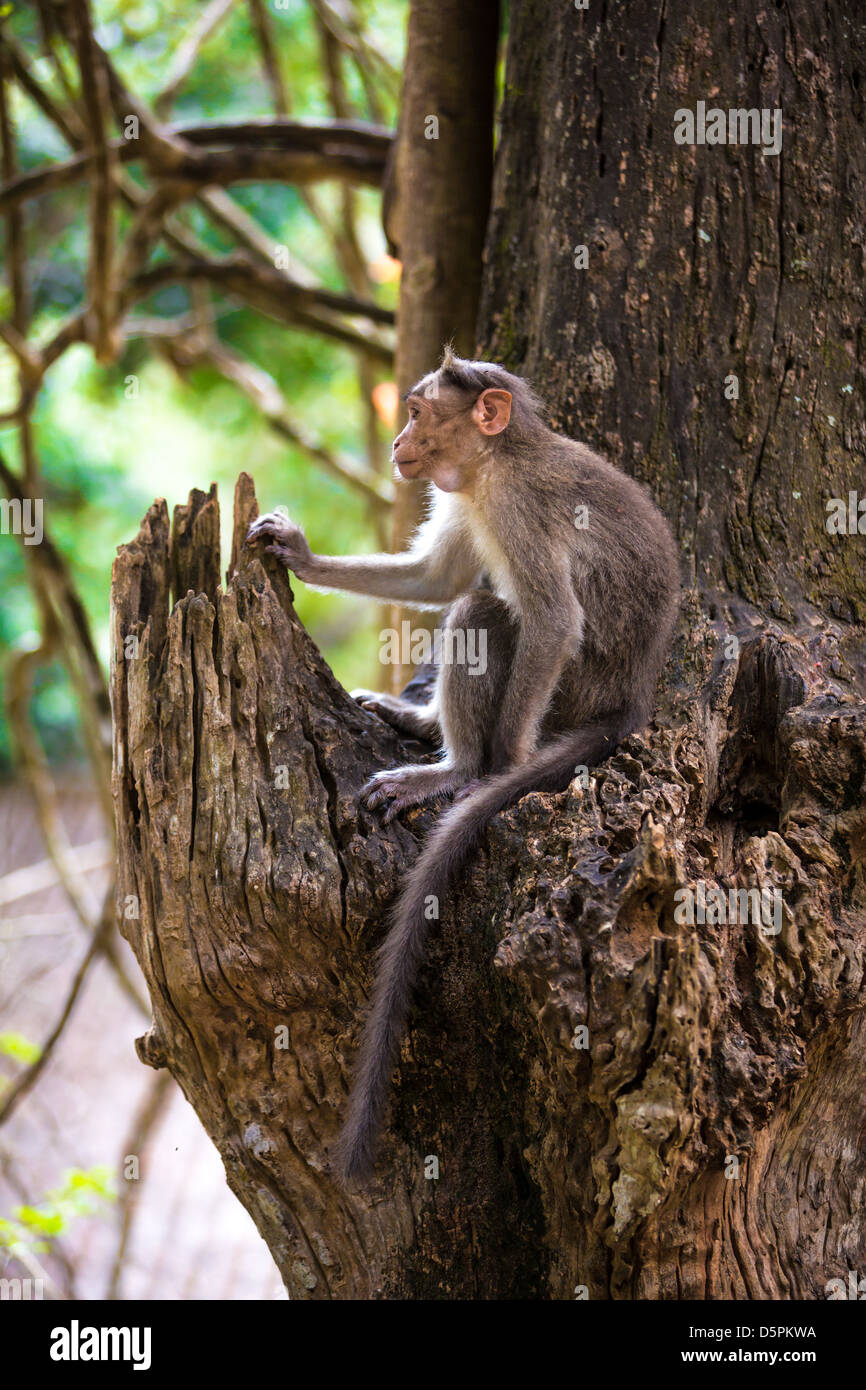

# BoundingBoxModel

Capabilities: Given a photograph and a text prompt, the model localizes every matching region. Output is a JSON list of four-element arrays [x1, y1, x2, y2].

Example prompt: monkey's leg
[[351, 690, 441, 741], [361, 592, 515, 822]]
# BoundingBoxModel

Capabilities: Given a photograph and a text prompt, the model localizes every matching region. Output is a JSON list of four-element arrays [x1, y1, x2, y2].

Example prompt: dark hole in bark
[[128, 775, 141, 829], [734, 798, 781, 835]]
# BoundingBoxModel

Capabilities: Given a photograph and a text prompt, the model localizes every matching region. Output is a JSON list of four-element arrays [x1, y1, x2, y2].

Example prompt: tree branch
[[154, 0, 238, 118], [130, 254, 392, 325], [248, 0, 289, 116], [106, 1071, 174, 1300], [308, 0, 397, 122], [0, 840, 111, 908], [157, 333, 393, 510], [0, 118, 393, 212], [69, 0, 116, 361], [0, 902, 109, 1129], [0, 30, 86, 147], [126, 258, 394, 362]]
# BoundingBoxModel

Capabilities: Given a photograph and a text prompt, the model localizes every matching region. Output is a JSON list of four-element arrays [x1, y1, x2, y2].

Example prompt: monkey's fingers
[[265, 542, 294, 563], [246, 511, 290, 544], [245, 516, 269, 540], [361, 768, 455, 822]]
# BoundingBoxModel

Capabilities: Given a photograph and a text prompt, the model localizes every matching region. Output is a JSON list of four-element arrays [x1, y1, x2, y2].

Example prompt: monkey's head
[[392, 348, 540, 493]]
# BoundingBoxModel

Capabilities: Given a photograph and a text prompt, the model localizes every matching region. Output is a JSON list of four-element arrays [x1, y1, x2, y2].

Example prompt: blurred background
[[0, 0, 405, 1298]]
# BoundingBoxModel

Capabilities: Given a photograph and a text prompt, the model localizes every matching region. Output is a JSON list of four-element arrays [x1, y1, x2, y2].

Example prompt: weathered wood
[[111, 476, 553, 1297], [109, 0, 866, 1300]]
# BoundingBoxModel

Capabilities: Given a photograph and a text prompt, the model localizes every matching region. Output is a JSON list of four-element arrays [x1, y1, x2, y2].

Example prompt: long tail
[[334, 714, 634, 1183]]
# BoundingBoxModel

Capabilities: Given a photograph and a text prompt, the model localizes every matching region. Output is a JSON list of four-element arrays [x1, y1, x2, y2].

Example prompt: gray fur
[[246, 351, 680, 1184]]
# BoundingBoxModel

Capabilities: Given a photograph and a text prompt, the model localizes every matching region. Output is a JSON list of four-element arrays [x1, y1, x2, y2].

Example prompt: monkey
[[246, 348, 680, 1183]]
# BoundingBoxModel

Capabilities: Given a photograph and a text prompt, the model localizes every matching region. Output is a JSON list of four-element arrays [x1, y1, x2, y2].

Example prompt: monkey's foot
[[361, 764, 462, 823], [351, 690, 440, 741]]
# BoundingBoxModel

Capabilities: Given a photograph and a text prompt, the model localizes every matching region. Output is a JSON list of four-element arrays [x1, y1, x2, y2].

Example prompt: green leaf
[[0, 1032, 41, 1065], [15, 1205, 63, 1236]]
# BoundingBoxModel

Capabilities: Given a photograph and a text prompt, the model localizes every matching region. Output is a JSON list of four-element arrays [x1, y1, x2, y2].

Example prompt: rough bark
[[110, 0, 866, 1299], [112, 475, 550, 1298], [481, 0, 866, 665], [475, 0, 866, 1296]]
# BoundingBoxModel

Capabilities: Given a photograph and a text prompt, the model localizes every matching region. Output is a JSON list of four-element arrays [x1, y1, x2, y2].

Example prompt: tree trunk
[[111, 0, 866, 1299], [388, 0, 499, 549], [385, 0, 499, 685]]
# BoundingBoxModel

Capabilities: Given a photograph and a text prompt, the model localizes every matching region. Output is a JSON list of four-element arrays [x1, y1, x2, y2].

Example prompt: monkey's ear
[[473, 389, 512, 435]]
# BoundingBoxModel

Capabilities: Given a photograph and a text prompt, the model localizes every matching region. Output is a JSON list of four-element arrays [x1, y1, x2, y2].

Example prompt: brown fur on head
[[391, 348, 548, 493]]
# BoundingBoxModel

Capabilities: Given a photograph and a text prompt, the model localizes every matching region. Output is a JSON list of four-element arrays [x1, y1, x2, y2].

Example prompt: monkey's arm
[[247, 506, 479, 608], [304, 543, 473, 607], [490, 581, 584, 771]]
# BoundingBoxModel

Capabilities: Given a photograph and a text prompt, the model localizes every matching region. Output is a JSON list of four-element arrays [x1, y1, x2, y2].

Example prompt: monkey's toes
[[357, 698, 401, 727], [360, 773, 395, 810], [360, 769, 424, 816], [351, 690, 386, 716], [382, 795, 422, 825]]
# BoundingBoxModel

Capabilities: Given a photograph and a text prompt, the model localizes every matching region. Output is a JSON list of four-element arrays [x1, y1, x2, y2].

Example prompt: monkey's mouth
[[395, 458, 422, 478]]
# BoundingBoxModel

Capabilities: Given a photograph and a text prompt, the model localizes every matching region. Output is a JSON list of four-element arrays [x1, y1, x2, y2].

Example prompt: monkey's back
[[542, 437, 681, 731]]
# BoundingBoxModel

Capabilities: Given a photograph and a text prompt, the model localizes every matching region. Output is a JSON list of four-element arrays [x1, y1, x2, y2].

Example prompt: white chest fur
[[455, 495, 519, 610]]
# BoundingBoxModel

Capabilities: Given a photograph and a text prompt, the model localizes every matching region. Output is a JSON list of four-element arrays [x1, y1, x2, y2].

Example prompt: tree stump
[[110, 472, 866, 1299]]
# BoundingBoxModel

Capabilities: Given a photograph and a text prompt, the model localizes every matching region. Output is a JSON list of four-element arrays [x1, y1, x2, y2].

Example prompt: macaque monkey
[[246, 348, 680, 1182]]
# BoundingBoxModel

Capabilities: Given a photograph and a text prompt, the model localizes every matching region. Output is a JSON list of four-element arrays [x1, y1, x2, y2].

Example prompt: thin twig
[[69, 0, 116, 361], [307, 0, 397, 121], [157, 333, 392, 509], [0, 450, 113, 815], [5, 642, 100, 933], [154, 0, 237, 118], [248, 0, 289, 116], [0, 29, 86, 147], [0, 894, 111, 1129], [0, 840, 111, 908], [106, 1071, 174, 1300], [0, 63, 29, 339]]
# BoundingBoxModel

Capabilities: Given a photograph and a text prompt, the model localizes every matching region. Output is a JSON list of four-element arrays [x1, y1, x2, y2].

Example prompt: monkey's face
[[392, 376, 513, 494]]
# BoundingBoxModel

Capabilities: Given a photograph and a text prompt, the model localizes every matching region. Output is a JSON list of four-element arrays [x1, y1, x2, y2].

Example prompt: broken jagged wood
[[110, 474, 866, 1299]]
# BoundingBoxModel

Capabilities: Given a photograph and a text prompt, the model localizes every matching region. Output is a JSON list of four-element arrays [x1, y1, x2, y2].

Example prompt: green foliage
[[0, 0, 406, 776], [0, 1167, 115, 1256], [0, 1031, 42, 1065]]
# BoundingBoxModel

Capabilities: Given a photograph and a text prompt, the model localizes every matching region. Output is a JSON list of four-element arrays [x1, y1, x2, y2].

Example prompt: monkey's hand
[[245, 511, 315, 579]]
